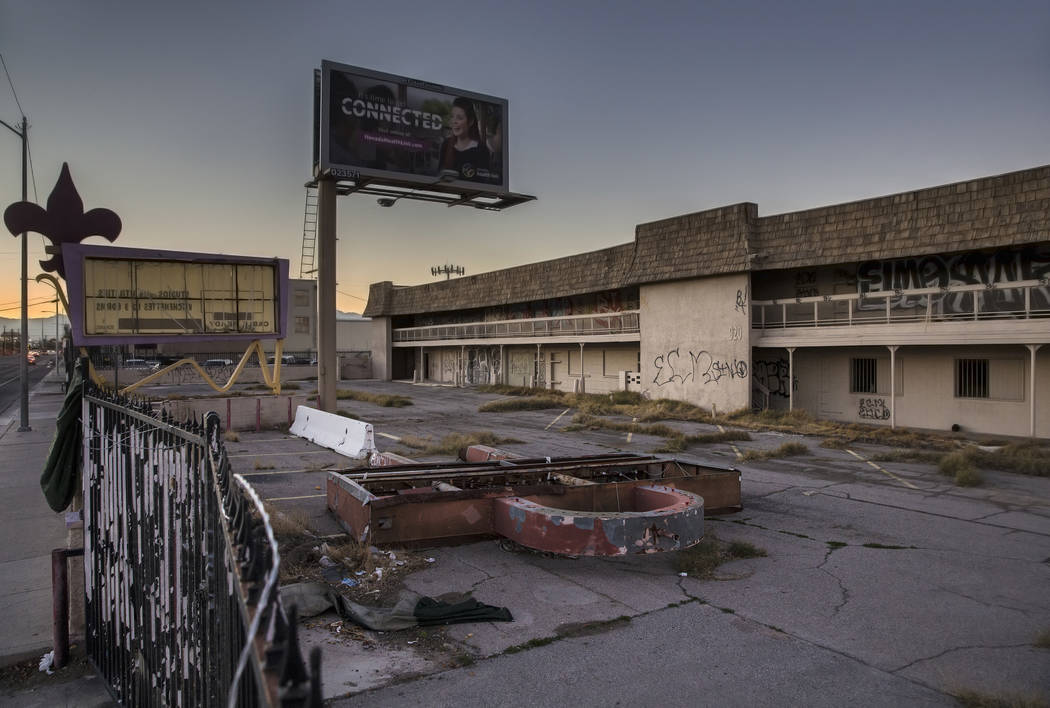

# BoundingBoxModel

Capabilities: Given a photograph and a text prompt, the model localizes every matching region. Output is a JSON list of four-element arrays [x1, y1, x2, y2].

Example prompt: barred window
[[294, 289, 310, 307], [294, 316, 310, 334], [850, 358, 878, 393], [956, 359, 989, 398]]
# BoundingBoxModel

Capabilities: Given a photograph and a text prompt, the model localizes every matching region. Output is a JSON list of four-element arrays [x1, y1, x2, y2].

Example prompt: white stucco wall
[[639, 274, 751, 413], [336, 317, 390, 379], [789, 345, 1049, 438]]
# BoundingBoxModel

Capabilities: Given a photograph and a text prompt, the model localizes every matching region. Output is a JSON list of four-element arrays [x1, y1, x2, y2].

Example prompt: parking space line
[[377, 432, 401, 441], [545, 408, 572, 431], [846, 449, 918, 489], [264, 494, 327, 501], [240, 468, 326, 477], [228, 450, 334, 458], [717, 424, 744, 459]]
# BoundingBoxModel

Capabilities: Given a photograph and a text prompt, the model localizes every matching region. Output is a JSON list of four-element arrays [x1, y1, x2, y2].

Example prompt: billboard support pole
[[316, 177, 338, 412]]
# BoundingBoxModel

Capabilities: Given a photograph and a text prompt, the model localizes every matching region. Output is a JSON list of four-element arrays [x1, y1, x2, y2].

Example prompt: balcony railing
[[393, 310, 640, 343], [752, 279, 1049, 329]]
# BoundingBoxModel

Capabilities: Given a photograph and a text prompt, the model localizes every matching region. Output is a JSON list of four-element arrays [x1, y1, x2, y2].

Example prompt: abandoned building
[[361, 165, 1050, 439]]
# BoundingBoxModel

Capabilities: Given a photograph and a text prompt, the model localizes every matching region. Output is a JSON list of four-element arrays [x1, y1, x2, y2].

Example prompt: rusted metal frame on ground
[[327, 455, 741, 553]]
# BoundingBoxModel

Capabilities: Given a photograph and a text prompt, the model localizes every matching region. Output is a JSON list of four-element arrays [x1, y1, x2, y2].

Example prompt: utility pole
[[1, 115, 30, 431]]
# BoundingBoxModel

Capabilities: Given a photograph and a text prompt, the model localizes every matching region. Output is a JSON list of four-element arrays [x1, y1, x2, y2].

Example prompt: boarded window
[[294, 289, 310, 307], [850, 358, 878, 394], [955, 359, 989, 398]]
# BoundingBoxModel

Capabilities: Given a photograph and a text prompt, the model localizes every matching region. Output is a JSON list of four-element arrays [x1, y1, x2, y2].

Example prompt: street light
[[0, 114, 30, 431]]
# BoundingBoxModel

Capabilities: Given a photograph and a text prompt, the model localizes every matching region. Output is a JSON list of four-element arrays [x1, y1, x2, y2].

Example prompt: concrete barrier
[[289, 405, 376, 459]]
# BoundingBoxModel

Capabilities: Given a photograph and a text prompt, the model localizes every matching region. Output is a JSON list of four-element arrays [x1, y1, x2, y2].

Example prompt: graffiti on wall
[[467, 346, 501, 385], [652, 348, 748, 387], [752, 359, 796, 399], [794, 271, 818, 298], [858, 397, 890, 420], [735, 287, 748, 315], [857, 246, 1050, 313]]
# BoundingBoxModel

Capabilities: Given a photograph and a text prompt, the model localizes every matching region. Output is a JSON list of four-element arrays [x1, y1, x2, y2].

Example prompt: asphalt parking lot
[[164, 379, 1050, 706]]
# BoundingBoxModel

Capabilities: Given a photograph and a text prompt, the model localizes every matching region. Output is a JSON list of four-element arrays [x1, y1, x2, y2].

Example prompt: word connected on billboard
[[318, 61, 509, 194], [84, 259, 278, 336]]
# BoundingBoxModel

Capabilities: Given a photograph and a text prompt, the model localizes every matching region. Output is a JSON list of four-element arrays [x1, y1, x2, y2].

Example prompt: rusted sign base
[[494, 485, 704, 556], [326, 453, 739, 555]]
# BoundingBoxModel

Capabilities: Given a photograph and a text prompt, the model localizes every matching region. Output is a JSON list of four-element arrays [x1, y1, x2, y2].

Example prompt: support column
[[578, 342, 585, 393], [787, 347, 795, 412], [534, 343, 541, 388], [888, 345, 899, 429], [418, 346, 424, 382], [316, 178, 338, 412], [461, 345, 466, 387], [499, 344, 504, 385], [1027, 344, 1042, 438]]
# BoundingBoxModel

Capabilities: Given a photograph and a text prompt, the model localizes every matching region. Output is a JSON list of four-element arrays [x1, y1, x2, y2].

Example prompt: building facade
[[363, 165, 1050, 438]]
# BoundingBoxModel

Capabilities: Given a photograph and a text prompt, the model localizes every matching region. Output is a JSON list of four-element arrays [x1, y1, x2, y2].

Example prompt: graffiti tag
[[653, 348, 749, 387], [858, 397, 890, 420], [753, 359, 796, 399]]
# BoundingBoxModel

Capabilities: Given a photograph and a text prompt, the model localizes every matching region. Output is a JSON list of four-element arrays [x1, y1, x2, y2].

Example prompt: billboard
[[63, 244, 288, 346], [317, 60, 508, 194]]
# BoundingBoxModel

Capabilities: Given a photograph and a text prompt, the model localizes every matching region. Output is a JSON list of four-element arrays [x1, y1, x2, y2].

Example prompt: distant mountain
[[0, 314, 70, 338]]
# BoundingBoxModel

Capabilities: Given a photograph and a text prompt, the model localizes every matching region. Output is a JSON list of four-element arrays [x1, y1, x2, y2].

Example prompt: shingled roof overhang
[[363, 165, 1050, 318]]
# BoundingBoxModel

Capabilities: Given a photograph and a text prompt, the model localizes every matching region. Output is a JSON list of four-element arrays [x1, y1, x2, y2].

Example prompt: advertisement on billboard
[[318, 61, 508, 194], [63, 244, 288, 345]]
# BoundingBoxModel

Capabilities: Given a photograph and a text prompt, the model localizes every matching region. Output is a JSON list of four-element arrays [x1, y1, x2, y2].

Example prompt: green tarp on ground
[[282, 581, 513, 631], [40, 362, 83, 512]]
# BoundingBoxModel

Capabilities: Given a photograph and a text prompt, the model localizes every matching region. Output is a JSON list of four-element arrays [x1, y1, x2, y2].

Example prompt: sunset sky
[[1, 0, 1048, 318]]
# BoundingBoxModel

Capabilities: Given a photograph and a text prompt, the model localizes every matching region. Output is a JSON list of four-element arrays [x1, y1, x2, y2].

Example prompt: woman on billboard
[[437, 97, 491, 183]]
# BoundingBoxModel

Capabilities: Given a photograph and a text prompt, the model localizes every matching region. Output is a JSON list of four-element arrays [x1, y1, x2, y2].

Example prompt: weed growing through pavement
[[336, 389, 413, 407], [224, 430, 240, 442], [740, 441, 809, 462], [1033, 629, 1050, 649], [674, 535, 768, 578]]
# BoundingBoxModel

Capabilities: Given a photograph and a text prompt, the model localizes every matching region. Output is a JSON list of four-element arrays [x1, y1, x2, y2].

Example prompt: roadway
[[0, 355, 54, 425]]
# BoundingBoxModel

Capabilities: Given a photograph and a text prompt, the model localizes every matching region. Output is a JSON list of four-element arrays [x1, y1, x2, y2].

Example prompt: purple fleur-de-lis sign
[[3, 162, 121, 278]]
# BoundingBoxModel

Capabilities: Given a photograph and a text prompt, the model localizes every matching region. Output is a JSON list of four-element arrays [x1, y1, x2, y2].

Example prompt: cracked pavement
[[222, 380, 1050, 706]]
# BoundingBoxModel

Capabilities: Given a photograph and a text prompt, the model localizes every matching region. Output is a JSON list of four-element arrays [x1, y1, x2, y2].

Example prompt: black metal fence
[[82, 382, 321, 706]]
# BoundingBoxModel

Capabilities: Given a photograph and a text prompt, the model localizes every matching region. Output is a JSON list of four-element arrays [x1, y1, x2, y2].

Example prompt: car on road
[[203, 358, 233, 367], [267, 354, 298, 365], [124, 359, 150, 368]]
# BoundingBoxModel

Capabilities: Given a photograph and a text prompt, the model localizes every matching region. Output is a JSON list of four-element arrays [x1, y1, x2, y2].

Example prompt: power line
[[337, 289, 366, 302], [0, 53, 25, 118]]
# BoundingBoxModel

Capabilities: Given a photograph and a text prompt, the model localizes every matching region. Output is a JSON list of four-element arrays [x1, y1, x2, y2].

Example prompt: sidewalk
[[0, 370, 69, 665], [0, 369, 113, 706]]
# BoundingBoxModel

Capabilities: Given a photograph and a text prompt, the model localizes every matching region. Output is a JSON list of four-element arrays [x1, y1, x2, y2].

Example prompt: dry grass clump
[[336, 388, 412, 407], [971, 441, 1050, 477], [223, 430, 240, 442], [335, 409, 361, 420], [819, 437, 849, 450], [326, 539, 376, 575], [403, 431, 523, 456], [673, 535, 768, 578], [1033, 628, 1050, 649], [740, 441, 809, 462], [871, 449, 945, 464], [479, 395, 567, 412], [264, 504, 312, 544], [565, 413, 680, 439], [654, 429, 751, 453], [939, 451, 984, 487]]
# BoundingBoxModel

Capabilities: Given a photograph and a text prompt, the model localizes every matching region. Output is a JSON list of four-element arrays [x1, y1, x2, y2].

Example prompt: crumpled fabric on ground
[[281, 581, 513, 631]]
